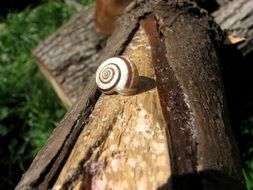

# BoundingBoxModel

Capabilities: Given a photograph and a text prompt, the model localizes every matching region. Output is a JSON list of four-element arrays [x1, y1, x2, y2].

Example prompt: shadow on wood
[[158, 169, 243, 190], [16, 0, 249, 189]]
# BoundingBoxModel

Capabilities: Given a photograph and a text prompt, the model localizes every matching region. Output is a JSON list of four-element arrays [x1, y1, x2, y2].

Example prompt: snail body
[[95, 56, 139, 95]]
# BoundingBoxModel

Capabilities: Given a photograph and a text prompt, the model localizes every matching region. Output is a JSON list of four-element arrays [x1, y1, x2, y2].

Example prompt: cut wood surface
[[33, 6, 106, 108], [214, 0, 253, 57], [54, 26, 172, 190], [17, 0, 245, 189], [33, 0, 253, 109], [15, 81, 100, 190]]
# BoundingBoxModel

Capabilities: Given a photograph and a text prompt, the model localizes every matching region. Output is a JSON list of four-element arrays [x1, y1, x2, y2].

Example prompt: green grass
[[0, 1, 95, 188], [0, 1, 76, 189], [0, 0, 252, 189], [241, 116, 253, 190]]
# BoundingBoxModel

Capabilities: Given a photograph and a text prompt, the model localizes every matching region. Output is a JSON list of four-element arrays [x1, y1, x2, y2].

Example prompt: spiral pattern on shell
[[96, 56, 139, 95]]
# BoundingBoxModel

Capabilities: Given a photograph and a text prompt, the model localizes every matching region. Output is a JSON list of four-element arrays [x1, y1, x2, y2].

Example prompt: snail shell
[[95, 56, 139, 95]]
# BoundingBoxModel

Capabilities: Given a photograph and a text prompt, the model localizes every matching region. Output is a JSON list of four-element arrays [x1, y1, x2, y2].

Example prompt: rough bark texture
[[15, 81, 100, 190], [214, 0, 253, 166], [33, 0, 253, 108], [17, 0, 245, 189], [214, 0, 253, 57], [137, 3, 244, 188], [33, 6, 106, 108], [16, 2, 140, 188], [54, 26, 172, 190], [94, 0, 232, 36]]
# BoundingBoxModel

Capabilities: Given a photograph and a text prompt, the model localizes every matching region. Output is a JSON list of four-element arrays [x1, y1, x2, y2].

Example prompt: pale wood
[[53, 26, 172, 190], [33, 0, 253, 109], [15, 81, 100, 190], [16, 1, 140, 188], [16, 1, 246, 189]]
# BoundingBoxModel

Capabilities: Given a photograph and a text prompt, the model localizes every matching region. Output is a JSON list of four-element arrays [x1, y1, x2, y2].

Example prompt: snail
[[95, 56, 139, 95]]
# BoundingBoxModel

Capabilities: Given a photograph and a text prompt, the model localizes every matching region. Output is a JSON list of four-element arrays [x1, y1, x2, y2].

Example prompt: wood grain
[[54, 27, 172, 190], [33, 0, 253, 108], [33, 6, 106, 108], [16, 1, 246, 189]]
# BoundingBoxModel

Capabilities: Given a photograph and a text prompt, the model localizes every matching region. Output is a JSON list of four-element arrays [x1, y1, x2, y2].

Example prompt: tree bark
[[16, 0, 245, 189], [94, 0, 234, 36], [33, 0, 253, 108], [33, 6, 107, 108], [54, 25, 172, 190], [214, 0, 253, 57], [213, 0, 253, 165]]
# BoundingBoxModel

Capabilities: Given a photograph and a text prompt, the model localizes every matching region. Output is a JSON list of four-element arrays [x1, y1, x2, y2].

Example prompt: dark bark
[[15, 82, 100, 190], [214, 0, 253, 169], [94, 0, 232, 36], [16, 0, 245, 189], [214, 0, 253, 57], [16, 3, 141, 189], [136, 1, 244, 189], [33, 7, 107, 108], [193, 0, 232, 12], [33, 0, 253, 108]]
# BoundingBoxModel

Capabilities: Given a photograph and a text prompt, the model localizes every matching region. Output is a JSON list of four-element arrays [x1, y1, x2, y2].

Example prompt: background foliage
[[0, 0, 252, 189], [0, 0, 92, 189]]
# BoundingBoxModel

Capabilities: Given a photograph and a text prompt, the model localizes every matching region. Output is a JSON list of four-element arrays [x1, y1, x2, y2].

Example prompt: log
[[214, 0, 253, 57], [33, 0, 253, 108], [94, 0, 234, 35], [54, 23, 171, 190], [16, 0, 245, 189], [213, 0, 253, 162], [33, 6, 107, 108]]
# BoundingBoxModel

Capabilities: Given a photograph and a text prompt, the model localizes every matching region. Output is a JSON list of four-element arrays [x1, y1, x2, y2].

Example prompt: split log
[[33, 0, 253, 108], [33, 6, 107, 108], [53, 23, 172, 190], [16, 0, 245, 189]]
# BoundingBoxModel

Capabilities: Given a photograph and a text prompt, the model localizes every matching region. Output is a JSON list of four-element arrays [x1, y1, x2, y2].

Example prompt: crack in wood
[[141, 13, 198, 177]]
